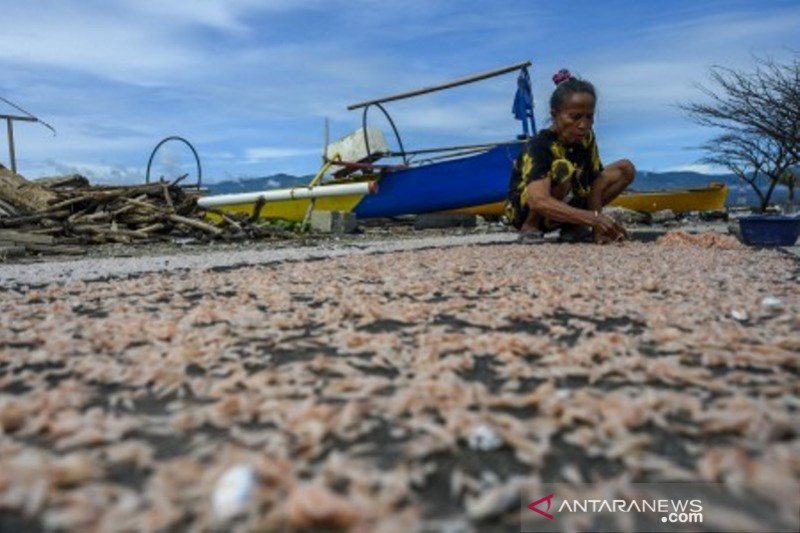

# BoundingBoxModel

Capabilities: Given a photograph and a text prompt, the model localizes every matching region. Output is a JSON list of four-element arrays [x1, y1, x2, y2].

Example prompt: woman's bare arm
[[526, 178, 597, 226], [526, 178, 626, 239]]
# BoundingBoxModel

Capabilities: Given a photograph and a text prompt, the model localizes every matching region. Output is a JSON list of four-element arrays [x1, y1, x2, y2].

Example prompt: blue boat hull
[[352, 143, 521, 218]]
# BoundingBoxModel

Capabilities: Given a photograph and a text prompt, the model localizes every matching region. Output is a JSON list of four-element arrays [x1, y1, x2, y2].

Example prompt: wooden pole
[[1, 115, 36, 174], [347, 61, 532, 110], [6, 118, 14, 174]]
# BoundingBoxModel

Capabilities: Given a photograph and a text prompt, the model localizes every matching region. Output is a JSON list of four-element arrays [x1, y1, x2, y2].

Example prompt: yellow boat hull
[[204, 194, 366, 223], [446, 202, 505, 216], [445, 183, 729, 216], [609, 183, 728, 213]]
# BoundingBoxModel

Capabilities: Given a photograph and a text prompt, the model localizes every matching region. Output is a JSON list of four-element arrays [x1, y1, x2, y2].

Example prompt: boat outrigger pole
[[346, 61, 532, 110], [344, 61, 535, 162]]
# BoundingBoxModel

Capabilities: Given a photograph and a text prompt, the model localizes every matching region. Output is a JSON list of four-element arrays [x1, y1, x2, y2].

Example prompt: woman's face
[[552, 92, 596, 145]]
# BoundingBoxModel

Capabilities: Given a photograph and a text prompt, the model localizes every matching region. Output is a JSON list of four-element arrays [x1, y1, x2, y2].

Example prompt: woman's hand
[[590, 212, 628, 244]]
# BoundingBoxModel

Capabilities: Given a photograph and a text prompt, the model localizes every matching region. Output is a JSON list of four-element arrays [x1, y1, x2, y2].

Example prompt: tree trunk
[[0, 165, 58, 213], [761, 173, 782, 212], [743, 172, 766, 211]]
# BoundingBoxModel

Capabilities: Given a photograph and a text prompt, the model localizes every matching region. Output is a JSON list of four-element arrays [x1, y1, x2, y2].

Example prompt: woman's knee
[[597, 159, 635, 188], [616, 159, 636, 183]]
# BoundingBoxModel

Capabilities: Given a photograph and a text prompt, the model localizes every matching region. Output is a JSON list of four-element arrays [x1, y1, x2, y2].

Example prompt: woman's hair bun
[[552, 69, 572, 86]]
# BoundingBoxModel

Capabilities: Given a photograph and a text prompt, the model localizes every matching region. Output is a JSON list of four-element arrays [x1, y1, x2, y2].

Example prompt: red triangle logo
[[528, 493, 555, 520]]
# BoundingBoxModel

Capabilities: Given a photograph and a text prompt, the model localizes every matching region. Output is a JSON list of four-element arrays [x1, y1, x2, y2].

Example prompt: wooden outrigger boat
[[199, 62, 536, 222]]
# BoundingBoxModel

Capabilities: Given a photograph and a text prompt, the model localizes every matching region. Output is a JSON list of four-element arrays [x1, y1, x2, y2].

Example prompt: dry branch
[[0, 171, 297, 256], [167, 214, 223, 235]]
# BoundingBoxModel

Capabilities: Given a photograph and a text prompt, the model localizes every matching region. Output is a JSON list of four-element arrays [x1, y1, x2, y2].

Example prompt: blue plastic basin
[[739, 215, 800, 246]]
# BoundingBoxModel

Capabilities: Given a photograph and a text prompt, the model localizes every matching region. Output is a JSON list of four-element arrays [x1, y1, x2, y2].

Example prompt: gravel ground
[[1, 230, 799, 532], [0, 231, 517, 286]]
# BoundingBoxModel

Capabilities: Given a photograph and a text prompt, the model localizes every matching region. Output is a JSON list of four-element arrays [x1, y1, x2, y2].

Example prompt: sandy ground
[[1, 229, 799, 532], [0, 230, 518, 286]]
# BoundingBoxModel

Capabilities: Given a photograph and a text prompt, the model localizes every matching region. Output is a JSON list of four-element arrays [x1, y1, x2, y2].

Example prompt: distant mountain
[[206, 173, 312, 195], [632, 170, 738, 190], [206, 170, 792, 208]]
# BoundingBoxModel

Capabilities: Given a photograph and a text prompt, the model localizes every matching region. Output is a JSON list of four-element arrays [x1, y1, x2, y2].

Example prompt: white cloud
[[244, 147, 321, 162], [0, 9, 199, 85], [562, 6, 800, 113], [665, 163, 727, 175], [643, 7, 800, 50], [385, 99, 509, 135], [12, 123, 147, 159], [0, 1, 332, 86], [118, 0, 264, 32], [34, 160, 144, 185]]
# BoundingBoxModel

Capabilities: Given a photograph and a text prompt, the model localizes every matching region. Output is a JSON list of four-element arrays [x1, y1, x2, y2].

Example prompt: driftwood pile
[[0, 166, 292, 258]]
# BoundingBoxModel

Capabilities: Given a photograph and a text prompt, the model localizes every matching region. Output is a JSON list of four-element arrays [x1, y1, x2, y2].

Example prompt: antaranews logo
[[523, 487, 707, 532], [527, 493, 703, 522], [527, 493, 555, 520], [522, 482, 800, 533]]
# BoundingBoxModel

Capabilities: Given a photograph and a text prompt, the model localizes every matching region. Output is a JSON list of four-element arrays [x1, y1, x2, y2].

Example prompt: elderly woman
[[505, 69, 635, 244]]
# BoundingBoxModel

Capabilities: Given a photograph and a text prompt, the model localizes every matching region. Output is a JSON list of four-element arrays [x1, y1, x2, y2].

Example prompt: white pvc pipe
[[197, 181, 377, 208]]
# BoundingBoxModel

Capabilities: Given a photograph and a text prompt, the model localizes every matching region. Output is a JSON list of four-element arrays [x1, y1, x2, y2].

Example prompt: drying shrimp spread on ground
[[1, 239, 798, 531]]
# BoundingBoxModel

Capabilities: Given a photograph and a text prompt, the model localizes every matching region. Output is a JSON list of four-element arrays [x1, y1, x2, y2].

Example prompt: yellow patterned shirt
[[505, 129, 603, 229]]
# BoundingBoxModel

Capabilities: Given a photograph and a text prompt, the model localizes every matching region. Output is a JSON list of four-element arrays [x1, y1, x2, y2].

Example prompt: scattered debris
[[604, 206, 650, 225], [699, 210, 728, 221], [649, 209, 676, 224], [761, 295, 783, 312], [467, 424, 503, 452], [730, 309, 749, 322], [211, 464, 257, 524]]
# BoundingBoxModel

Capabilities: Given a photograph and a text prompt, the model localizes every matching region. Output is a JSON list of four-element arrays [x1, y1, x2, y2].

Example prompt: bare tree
[[682, 55, 800, 211]]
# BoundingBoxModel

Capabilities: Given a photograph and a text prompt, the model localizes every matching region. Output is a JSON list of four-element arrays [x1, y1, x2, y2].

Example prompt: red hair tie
[[552, 69, 572, 85]]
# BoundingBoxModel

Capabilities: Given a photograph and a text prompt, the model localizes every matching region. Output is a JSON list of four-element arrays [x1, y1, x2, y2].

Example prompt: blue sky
[[1, 0, 798, 184]]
